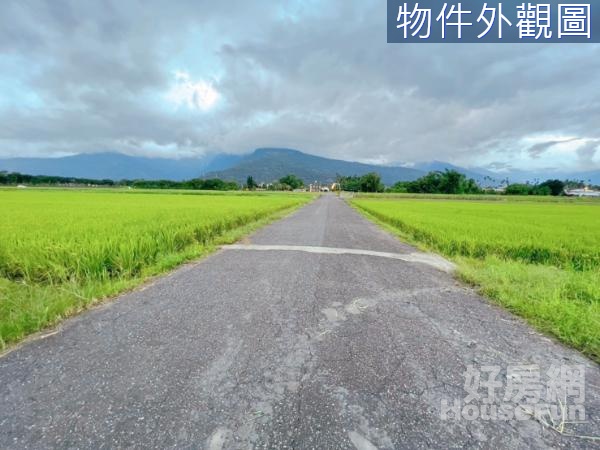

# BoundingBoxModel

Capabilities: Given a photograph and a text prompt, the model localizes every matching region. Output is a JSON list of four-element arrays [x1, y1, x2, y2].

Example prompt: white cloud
[[165, 71, 219, 111]]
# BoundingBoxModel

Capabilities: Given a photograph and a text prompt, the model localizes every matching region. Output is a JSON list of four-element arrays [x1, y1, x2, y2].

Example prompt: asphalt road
[[1, 195, 599, 449]]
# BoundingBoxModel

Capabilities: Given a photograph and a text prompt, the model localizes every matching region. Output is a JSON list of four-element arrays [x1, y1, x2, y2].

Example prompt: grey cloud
[[576, 140, 600, 167], [0, 0, 599, 172], [527, 138, 579, 159], [484, 161, 513, 171]]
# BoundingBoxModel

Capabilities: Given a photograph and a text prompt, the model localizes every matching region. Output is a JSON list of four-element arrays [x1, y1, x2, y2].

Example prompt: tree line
[[392, 172, 593, 196], [2, 169, 595, 196], [245, 174, 305, 191], [0, 171, 306, 192], [337, 170, 594, 196], [336, 171, 481, 194], [0, 172, 239, 190], [389, 170, 481, 194]]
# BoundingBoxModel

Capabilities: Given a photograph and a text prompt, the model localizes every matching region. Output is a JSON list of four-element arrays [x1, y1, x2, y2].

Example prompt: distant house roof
[[565, 188, 600, 197]]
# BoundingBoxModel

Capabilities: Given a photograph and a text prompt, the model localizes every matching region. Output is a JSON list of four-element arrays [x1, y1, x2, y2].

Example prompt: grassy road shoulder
[[351, 197, 600, 362]]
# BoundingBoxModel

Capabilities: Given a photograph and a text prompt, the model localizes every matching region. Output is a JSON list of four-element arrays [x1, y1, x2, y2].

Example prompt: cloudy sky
[[1, 0, 599, 172]]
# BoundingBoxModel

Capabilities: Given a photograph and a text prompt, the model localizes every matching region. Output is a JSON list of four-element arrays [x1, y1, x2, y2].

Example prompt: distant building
[[565, 187, 600, 198], [308, 182, 321, 193]]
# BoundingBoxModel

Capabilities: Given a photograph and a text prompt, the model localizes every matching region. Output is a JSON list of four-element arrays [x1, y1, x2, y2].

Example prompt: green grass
[[0, 189, 313, 348], [351, 197, 600, 361]]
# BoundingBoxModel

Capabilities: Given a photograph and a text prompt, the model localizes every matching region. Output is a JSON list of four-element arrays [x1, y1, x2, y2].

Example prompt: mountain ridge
[[1, 149, 598, 185], [0, 152, 242, 181], [206, 148, 424, 185]]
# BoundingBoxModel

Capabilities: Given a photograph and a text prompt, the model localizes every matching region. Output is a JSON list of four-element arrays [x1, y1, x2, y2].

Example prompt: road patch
[[222, 244, 456, 273]]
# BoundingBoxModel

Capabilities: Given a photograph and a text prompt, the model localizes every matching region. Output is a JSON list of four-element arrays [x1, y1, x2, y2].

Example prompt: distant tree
[[388, 181, 409, 193], [406, 172, 443, 193], [199, 178, 239, 191], [396, 170, 481, 194], [534, 185, 552, 196], [505, 183, 553, 196], [359, 172, 384, 193], [279, 174, 304, 190], [440, 170, 466, 194], [564, 179, 586, 190], [335, 174, 384, 192], [267, 182, 287, 191], [505, 183, 533, 195], [538, 179, 565, 196], [337, 175, 362, 192], [246, 176, 257, 190], [463, 178, 481, 194]]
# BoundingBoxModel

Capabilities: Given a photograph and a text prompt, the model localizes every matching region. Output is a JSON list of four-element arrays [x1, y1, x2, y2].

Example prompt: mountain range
[[205, 148, 423, 185], [1, 148, 599, 186], [0, 152, 242, 181]]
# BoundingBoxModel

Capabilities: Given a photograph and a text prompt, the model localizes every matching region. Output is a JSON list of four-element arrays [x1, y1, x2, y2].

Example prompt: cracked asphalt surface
[[1, 194, 599, 449]]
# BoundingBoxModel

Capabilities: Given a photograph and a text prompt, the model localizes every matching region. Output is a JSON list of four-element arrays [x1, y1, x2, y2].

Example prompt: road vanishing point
[[1, 195, 599, 449]]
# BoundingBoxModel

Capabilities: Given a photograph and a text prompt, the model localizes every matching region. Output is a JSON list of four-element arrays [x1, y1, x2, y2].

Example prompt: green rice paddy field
[[0, 188, 312, 348], [352, 196, 600, 361]]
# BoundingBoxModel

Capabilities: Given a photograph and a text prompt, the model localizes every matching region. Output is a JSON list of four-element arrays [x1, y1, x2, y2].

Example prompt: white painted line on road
[[222, 244, 456, 273]]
